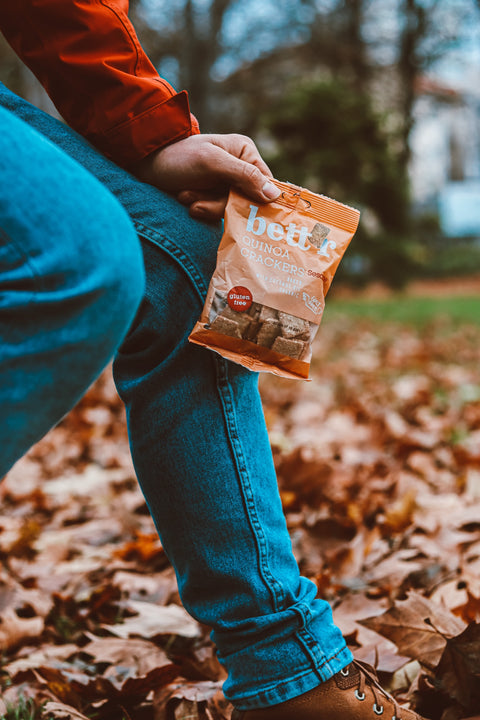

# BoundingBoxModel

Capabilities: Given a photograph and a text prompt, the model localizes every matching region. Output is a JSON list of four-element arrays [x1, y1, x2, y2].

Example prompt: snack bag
[[189, 179, 360, 379]]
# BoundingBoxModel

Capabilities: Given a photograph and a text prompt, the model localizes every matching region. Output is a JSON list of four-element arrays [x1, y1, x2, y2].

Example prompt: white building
[[409, 74, 480, 237]]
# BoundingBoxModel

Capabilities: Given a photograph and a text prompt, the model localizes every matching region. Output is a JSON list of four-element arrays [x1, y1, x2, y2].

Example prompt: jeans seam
[[297, 627, 327, 667], [291, 603, 331, 668], [134, 221, 208, 303], [214, 355, 286, 612]]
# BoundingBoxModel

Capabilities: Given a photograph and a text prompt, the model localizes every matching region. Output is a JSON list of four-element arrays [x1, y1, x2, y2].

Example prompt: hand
[[132, 133, 281, 222]]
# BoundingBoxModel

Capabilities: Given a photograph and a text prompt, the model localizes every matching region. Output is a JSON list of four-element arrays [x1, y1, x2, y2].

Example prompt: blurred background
[[1, 0, 480, 288]]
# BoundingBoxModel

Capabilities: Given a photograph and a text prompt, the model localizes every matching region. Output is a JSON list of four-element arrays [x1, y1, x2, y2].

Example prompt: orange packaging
[[189, 179, 360, 379]]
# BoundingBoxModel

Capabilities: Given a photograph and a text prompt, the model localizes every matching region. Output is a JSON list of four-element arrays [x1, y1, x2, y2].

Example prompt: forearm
[[0, 0, 199, 166]]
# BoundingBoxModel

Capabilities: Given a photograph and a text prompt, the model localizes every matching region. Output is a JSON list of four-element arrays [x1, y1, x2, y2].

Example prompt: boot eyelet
[[355, 690, 366, 701], [374, 704, 384, 715], [340, 668, 350, 676]]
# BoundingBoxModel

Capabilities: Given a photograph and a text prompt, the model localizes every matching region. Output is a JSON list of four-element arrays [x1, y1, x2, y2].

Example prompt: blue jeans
[[0, 83, 351, 710]]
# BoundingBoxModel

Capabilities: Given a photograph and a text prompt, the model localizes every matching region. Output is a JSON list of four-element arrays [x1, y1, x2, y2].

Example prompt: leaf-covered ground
[[2, 286, 480, 720]]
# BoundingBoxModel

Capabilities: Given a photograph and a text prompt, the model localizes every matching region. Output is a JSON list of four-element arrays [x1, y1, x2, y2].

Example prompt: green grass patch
[[0, 696, 52, 720], [325, 294, 480, 327]]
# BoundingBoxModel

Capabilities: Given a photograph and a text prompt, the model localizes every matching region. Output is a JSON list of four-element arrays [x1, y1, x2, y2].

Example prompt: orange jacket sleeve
[[0, 0, 200, 166]]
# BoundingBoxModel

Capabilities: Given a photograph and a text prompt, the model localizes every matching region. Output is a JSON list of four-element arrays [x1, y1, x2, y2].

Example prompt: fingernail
[[262, 181, 281, 200]]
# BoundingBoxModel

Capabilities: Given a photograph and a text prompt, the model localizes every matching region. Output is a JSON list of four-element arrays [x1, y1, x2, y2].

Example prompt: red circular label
[[227, 286, 253, 312]]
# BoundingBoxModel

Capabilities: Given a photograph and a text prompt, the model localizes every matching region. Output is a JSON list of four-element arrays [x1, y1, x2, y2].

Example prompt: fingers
[[238, 162, 280, 202], [189, 198, 227, 222], [209, 133, 273, 178], [236, 163, 281, 203], [177, 189, 227, 222], [202, 140, 280, 203]]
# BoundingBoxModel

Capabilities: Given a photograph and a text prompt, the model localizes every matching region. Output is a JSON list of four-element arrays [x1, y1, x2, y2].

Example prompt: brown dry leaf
[[333, 592, 390, 639], [115, 531, 166, 564], [103, 601, 200, 639], [379, 488, 417, 534], [363, 549, 425, 588], [37, 662, 181, 711], [432, 577, 480, 624], [388, 659, 422, 693], [171, 699, 203, 720], [2, 643, 79, 677], [6, 518, 42, 559], [155, 681, 225, 720], [359, 591, 466, 670], [276, 447, 333, 507], [354, 642, 412, 674], [0, 606, 44, 652], [112, 569, 177, 603], [456, 591, 480, 624], [43, 702, 91, 720], [436, 622, 480, 709], [82, 636, 170, 675], [170, 643, 226, 683], [114, 664, 181, 702], [34, 666, 85, 708]]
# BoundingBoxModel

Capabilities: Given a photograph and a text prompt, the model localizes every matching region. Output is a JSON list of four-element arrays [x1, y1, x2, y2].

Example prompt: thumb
[[215, 149, 281, 203]]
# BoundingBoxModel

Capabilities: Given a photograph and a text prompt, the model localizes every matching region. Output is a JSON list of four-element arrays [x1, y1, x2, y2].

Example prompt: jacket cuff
[[95, 90, 199, 167]]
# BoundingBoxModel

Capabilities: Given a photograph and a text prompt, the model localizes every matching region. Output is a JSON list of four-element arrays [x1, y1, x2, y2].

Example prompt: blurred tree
[[262, 78, 408, 233], [130, 0, 328, 128], [393, 0, 474, 170], [305, 0, 371, 89], [257, 77, 420, 287]]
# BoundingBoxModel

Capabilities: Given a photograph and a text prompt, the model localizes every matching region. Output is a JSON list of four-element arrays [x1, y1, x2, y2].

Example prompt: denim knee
[[60, 192, 146, 352], [0, 105, 145, 356]]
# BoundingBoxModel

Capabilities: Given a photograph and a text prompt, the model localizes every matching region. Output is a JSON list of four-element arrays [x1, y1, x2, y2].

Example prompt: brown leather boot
[[231, 660, 425, 719]]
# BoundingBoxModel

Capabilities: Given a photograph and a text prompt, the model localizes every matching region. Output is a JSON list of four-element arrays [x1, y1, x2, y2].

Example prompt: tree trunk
[[397, 0, 426, 181], [180, 0, 233, 128]]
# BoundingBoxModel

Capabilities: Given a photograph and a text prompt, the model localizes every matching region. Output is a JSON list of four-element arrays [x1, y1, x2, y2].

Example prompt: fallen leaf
[[115, 531, 166, 564], [360, 592, 466, 669], [436, 622, 480, 709], [103, 602, 200, 639], [379, 488, 417, 534], [155, 681, 225, 720], [2, 643, 78, 677], [43, 702, 91, 720], [83, 636, 170, 675], [0, 607, 44, 652]]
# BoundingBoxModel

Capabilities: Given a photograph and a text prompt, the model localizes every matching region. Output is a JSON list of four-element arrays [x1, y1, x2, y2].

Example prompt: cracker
[[209, 293, 227, 323], [271, 336, 305, 359], [210, 315, 242, 338], [248, 302, 263, 320], [310, 222, 330, 248], [278, 311, 310, 340], [258, 305, 279, 322], [243, 320, 261, 342], [218, 306, 252, 333], [256, 318, 282, 347]]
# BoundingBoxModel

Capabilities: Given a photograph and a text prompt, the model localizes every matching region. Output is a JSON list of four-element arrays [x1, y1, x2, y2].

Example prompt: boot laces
[[345, 660, 403, 719]]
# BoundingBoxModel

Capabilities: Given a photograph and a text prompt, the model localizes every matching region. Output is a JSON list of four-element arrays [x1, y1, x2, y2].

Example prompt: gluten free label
[[227, 286, 253, 312]]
